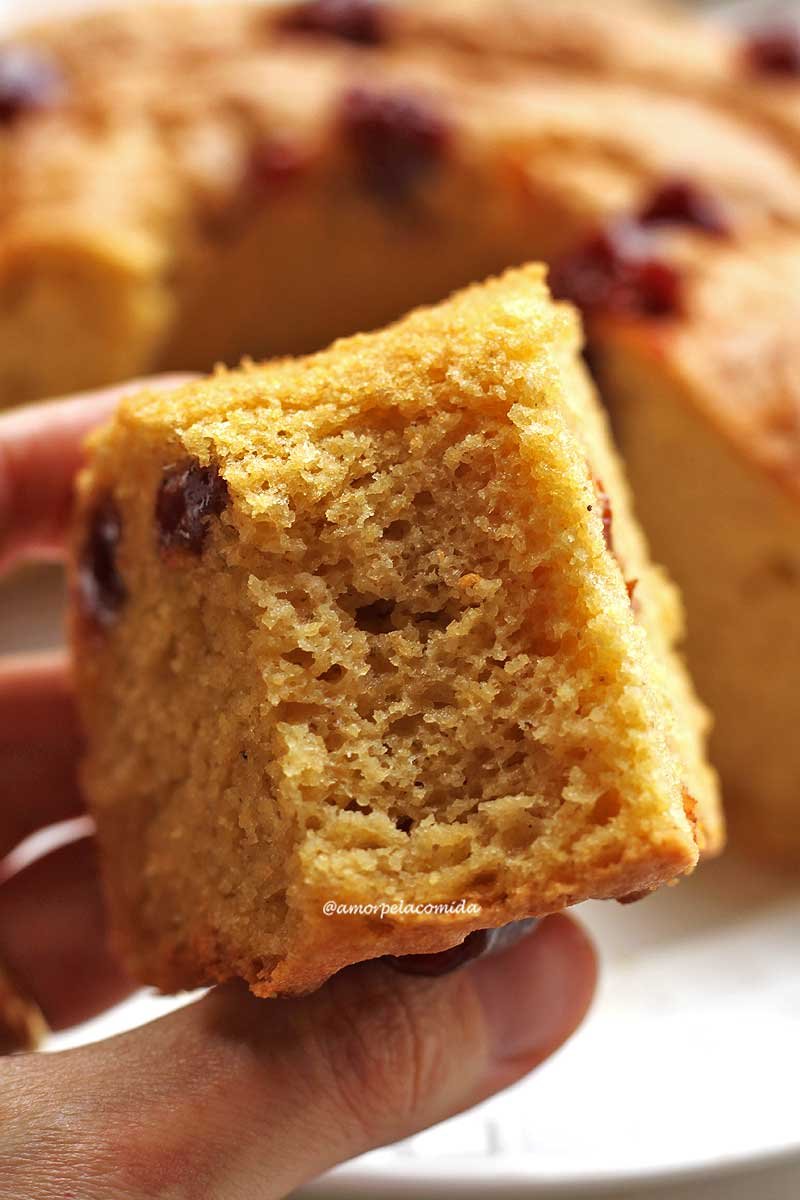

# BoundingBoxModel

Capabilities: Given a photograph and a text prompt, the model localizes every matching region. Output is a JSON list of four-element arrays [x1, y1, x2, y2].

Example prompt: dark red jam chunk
[[626, 578, 640, 613], [279, 0, 386, 45], [593, 479, 614, 553], [247, 139, 309, 197], [204, 141, 309, 240], [591, 482, 639, 609], [743, 26, 800, 76], [78, 495, 127, 629], [550, 223, 682, 319], [0, 47, 63, 126], [341, 86, 451, 203], [156, 461, 229, 555], [639, 179, 730, 237]]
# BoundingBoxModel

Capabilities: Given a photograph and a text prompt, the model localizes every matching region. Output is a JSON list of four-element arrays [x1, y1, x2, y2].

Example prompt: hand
[[0, 381, 597, 1200]]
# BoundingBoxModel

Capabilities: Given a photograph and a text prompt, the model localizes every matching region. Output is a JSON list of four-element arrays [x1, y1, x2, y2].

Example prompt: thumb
[[1, 916, 595, 1200]]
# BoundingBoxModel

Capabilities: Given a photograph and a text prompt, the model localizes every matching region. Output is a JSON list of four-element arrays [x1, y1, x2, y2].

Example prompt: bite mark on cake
[[156, 460, 229, 556]]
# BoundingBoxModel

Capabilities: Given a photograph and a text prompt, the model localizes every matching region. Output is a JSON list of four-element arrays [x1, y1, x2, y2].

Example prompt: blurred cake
[[586, 229, 800, 864], [3, 2, 800, 406], [71, 267, 717, 996]]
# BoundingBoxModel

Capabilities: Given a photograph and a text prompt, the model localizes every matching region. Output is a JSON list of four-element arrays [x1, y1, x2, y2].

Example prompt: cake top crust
[[121, 263, 575, 438], [6, 3, 800, 241]]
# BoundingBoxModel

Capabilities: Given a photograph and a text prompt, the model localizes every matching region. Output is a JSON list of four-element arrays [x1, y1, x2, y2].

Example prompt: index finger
[[0, 375, 196, 575]]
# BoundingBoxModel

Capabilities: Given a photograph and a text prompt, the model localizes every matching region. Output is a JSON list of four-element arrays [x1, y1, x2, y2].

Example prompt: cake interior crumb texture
[[73, 266, 719, 996]]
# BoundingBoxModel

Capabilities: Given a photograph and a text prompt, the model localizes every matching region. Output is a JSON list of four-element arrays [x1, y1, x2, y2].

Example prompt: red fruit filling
[[551, 223, 682, 319], [156, 461, 229, 555], [340, 86, 451, 203], [593, 480, 614, 553], [743, 26, 800, 76], [639, 178, 730, 237], [247, 139, 309, 195], [78, 496, 127, 628], [0, 47, 63, 126], [279, 0, 387, 46]]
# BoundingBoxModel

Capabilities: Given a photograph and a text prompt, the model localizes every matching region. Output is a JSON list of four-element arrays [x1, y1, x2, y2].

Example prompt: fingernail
[[469, 915, 597, 1068], [384, 919, 539, 978]]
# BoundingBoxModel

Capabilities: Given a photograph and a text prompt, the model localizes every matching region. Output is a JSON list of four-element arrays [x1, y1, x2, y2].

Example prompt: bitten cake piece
[[71, 267, 719, 998]]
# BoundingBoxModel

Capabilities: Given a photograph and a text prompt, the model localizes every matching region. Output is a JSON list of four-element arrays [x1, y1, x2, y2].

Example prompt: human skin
[[0, 381, 597, 1200]]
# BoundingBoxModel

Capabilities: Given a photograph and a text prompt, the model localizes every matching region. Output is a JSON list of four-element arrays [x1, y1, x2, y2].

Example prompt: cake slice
[[71, 267, 719, 997]]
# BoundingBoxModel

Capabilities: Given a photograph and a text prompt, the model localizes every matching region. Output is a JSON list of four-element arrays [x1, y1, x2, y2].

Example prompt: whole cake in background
[[71, 267, 719, 996], [4, 0, 800, 405], [2, 0, 800, 861]]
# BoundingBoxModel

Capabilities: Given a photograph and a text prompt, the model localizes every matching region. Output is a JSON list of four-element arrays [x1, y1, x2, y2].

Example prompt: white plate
[[3, 0, 800, 1193]]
